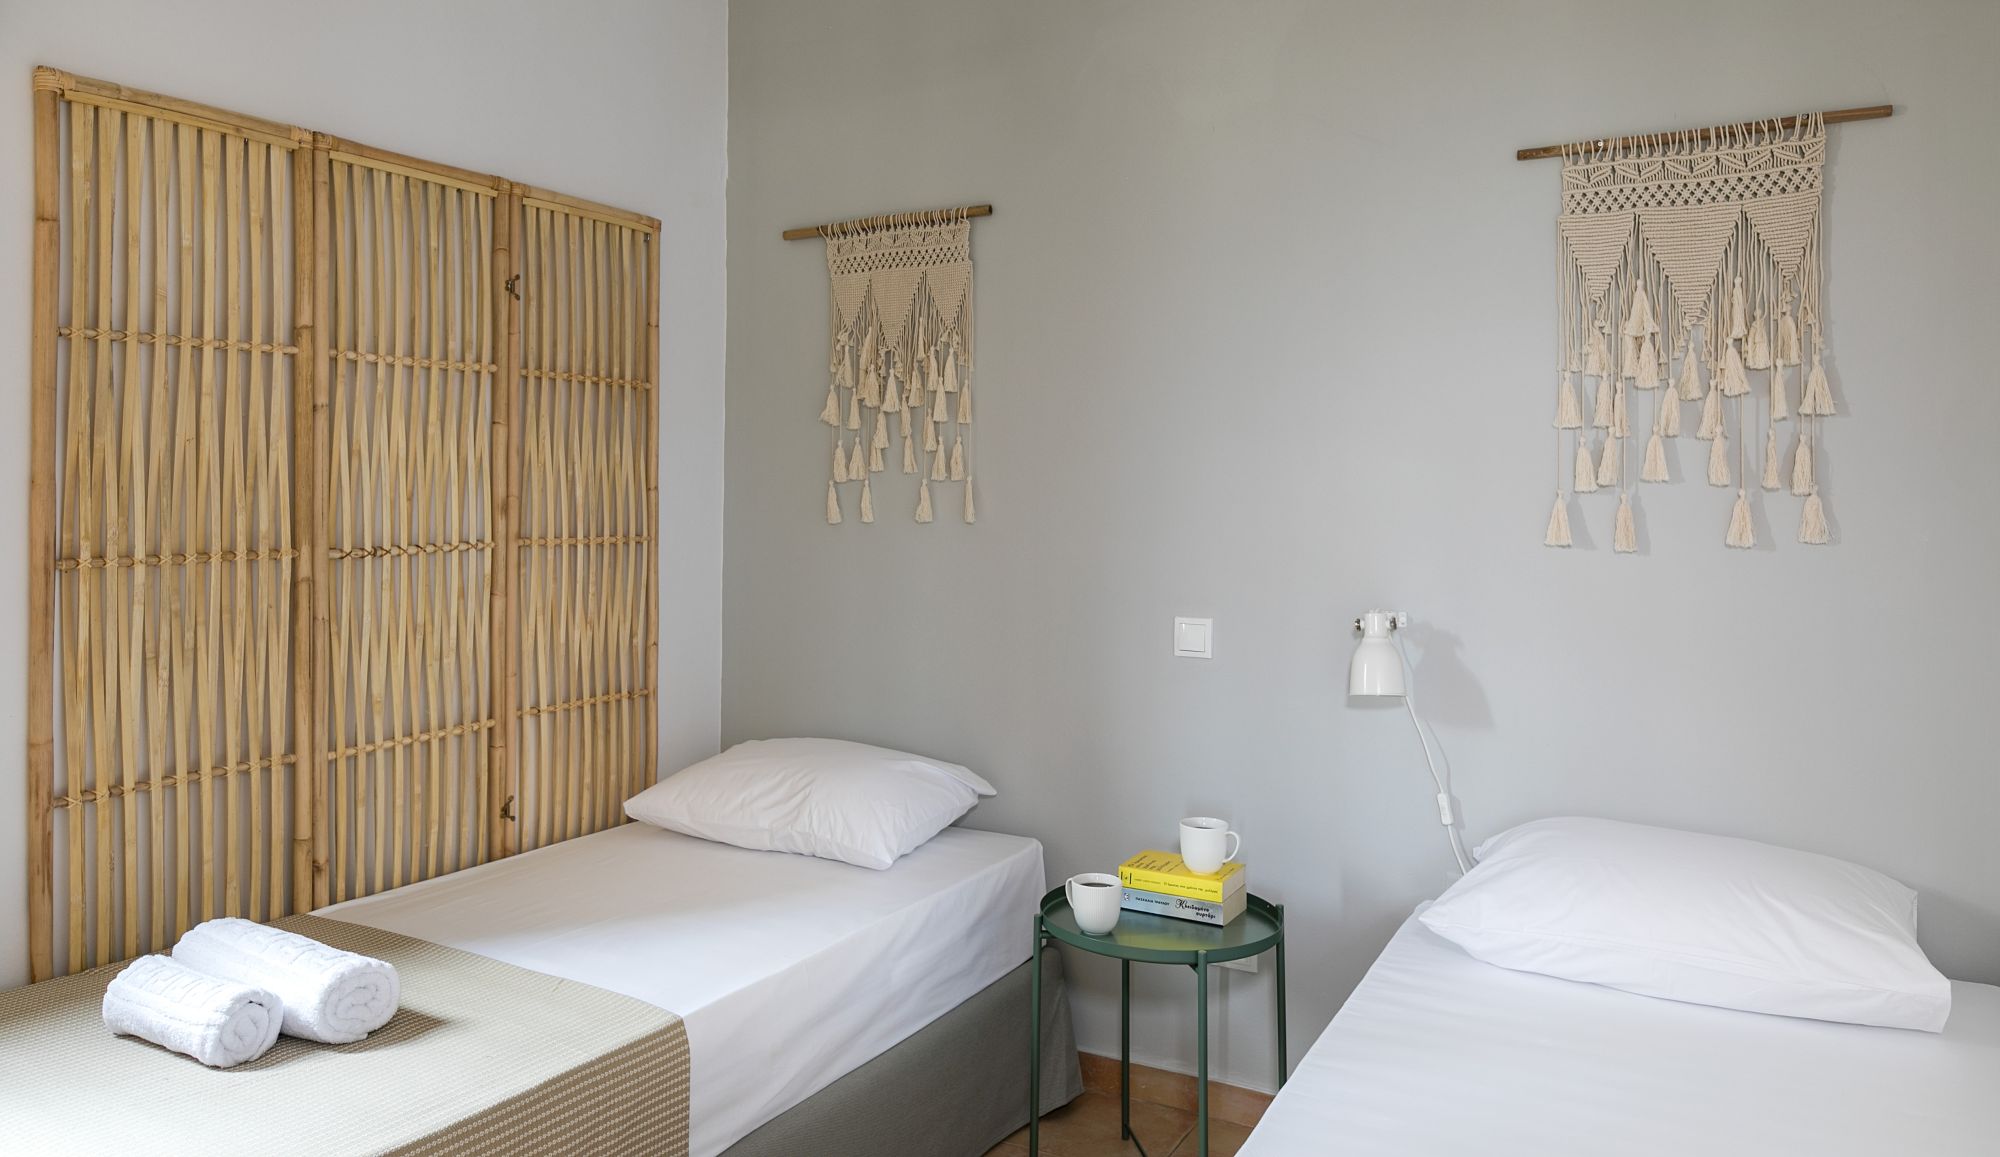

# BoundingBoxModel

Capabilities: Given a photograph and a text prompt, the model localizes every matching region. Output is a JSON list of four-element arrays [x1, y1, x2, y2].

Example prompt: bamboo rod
[[222, 133, 246, 919], [1515, 104, 1892, 161], [145, 115, 171, 952], [118, 110, 144, 958], [60, 101, 93, 975], [171, 121, 197, 937], [491, 187, 519, 860], [27, 83, 61, 982], [643, 227, 660, 797], [782, 203, 991, 241], [518, 186, 659, 234], [89, 105, 118, 960], [36, 68, 303, 151], [296, 141, 325, 911]]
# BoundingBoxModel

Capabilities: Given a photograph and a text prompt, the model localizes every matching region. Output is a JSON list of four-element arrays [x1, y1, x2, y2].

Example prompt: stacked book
[[1117, 851, 1247, 926]]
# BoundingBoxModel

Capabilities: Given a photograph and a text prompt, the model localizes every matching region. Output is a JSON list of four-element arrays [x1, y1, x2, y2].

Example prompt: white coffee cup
[[1180, 817, 1241, 876], [1066, 872, 1122, 935]]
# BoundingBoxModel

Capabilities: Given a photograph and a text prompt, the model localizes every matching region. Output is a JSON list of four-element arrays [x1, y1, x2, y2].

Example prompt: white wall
[[0, 0, 728, 988], [725, 0, 2000, 1091]]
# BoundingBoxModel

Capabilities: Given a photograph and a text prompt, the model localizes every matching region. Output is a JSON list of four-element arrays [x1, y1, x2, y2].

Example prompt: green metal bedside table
[[1029, 887, 1286, 1157]]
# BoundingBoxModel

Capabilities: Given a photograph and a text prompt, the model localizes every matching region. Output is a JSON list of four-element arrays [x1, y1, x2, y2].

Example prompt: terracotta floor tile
[[1023, 1091, 1194, 1156], [1167, 1117, 1253, 1157]]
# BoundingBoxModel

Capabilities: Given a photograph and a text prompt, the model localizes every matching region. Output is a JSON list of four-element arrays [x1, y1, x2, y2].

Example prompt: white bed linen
[[321, 822, 1044, 1157], [1243, 906, 2000, 1156]]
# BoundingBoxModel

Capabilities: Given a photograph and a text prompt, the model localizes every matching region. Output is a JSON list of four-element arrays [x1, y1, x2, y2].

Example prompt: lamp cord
[[1397, 637, 1475, 876]]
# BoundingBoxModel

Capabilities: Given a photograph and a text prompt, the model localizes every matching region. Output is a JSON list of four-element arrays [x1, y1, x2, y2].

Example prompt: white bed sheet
[[1243, 906, 2000, 1156], [321, 822, 1044, 1157]]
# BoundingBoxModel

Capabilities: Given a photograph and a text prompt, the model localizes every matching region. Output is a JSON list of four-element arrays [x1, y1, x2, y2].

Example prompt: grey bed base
[[722, 948, 1083, 1157]]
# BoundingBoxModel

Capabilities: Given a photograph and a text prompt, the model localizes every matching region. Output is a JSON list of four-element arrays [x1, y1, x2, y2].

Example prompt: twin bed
[[0, 822, 1083, 1157], [1243, 913, 2000, 1155]]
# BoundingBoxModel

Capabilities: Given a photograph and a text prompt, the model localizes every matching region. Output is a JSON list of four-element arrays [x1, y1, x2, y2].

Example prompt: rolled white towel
[[173, 918, 399, 1044], [103, 954, 283, 1068]]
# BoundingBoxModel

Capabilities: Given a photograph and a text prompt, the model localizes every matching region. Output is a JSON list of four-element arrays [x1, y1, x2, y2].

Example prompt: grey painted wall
[[726, 0, 2000, 1089], [0, 0, 728, 989]]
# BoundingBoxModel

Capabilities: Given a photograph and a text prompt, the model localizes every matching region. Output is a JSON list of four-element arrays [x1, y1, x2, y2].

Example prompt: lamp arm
[[1398, 639, 1475, 876]]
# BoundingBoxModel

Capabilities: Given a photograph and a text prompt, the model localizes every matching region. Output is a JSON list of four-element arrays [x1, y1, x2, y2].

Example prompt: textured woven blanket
[[0, 914, 690, 1156]]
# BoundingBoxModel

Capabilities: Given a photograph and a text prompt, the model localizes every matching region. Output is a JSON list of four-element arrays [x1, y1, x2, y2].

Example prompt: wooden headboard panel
[[25, 69, 659, 980]]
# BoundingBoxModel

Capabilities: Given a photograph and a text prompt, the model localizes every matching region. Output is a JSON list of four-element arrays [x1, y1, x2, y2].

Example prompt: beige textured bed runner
[[0, 914, 690, 1156]]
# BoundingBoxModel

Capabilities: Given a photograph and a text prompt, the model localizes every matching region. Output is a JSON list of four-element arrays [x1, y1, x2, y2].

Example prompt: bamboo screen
[[315, 152, 502, 903], [511, 196, 659, 854], [27, 69, 660, 981]]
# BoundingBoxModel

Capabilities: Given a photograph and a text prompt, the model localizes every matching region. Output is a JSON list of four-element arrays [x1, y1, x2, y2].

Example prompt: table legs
[[1120, 959, 1131, 1141], [1029, 914, 1043, 1155], [1195, 952, 1210, 1157], [1275, 928, 1288, 1089]]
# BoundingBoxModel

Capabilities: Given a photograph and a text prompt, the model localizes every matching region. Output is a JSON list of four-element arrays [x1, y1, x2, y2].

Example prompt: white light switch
[[1173, 617, 1213, 659]]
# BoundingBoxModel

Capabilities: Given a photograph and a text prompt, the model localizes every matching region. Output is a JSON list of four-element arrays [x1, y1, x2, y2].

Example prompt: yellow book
[[1118, 851, 1246, 903]]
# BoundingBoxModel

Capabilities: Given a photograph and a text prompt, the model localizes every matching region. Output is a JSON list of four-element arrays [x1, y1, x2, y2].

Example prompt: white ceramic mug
[[1180, 817, 1241, 875], [1066, 872, 1122, 935]]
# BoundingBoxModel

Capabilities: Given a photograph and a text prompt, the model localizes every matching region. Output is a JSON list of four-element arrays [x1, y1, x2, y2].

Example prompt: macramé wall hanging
[[1520, 105, 1891, 552], [784, 204, 990, 525]]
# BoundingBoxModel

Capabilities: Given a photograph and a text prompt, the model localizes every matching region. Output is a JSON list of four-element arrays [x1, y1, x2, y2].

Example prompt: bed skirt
[[721, 947, 1083, 1157]]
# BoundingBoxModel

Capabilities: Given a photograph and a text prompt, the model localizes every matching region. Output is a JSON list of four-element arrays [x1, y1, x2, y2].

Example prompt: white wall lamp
[[1348, 611, 1474, 875]]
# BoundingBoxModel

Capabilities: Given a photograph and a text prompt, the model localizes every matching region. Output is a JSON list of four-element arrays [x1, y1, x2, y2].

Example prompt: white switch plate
[[1173, 617, 1213, 659]]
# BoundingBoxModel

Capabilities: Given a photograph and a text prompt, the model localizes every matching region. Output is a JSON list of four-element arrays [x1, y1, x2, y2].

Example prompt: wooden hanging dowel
[[1516, 105, 1892, 161], [783, 203, 992, 241]]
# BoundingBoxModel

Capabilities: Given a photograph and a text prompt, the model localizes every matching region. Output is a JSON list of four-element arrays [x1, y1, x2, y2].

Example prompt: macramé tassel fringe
[[825, 480, 842, 524], [1592, 376, 1614, 429], [1544, 493, 1572, 547], [942, 353, 961, 394], [848, 437, 866, 481], [1657, 389, 1682, 437], [832, 440, 848, 484], [1791, 435, 1815, 496], [1698, 383, 1724, 440], [1574, 439, 1600, 494], [949, 436, 966, 481], [1612, 382, 1630, 438], [900, 406, 913, 438], [882, 371, 903, 413], [1641, 433, 1668, 482], [846, 392, 861, 430], [819, 385, 840, 426], [1676, 351, 1705, 401], [1800, 357, 1835, 415], [1799, 489, 1829, 544], [957, 384, 973, 425], [963, 478, 977, 524], [1720, 342, 1750, 397], [1583, 327, 1609, 378], [1554, 372, 1582, 429], [1761, 427, 1782, 491], [1726, 490, 1755, 548], [902, 434, 917, 474], [931, 388, 949, 423], [1596, 436, 1622, 488], [924, 422, 939, 454], [930, 446, 946, 482], [1776, 311, 1800, 366], [869, 444, 885, 474], [1613, 493, 1636, 553], [1633, 335, 1660, 390], [1745, 314, 1772, 371], [1707, 433, 1731, 486], [872, 412, 890, 450], [859, 477, 874, 523], [914, 480, 934, 524], [1770, 365, 1790, 422]]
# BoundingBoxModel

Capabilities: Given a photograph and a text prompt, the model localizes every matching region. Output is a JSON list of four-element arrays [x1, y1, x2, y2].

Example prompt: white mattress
[[321, 822, 1045, 1157], [1242, 906, 2000, 1156]]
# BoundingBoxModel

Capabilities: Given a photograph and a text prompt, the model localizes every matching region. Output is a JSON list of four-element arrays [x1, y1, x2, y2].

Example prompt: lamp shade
[[1348, 610, 1406, 697]]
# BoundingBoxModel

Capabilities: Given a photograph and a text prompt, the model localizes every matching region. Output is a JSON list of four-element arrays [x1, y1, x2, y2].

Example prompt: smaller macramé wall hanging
[[1527, 105, 1890, 553], [788, 204, 989, 526]]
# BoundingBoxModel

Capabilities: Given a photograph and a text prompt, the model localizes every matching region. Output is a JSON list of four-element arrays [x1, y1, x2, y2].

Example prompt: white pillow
[[623, 738, 994, 870], [1419, 817, 1950, 1032]]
